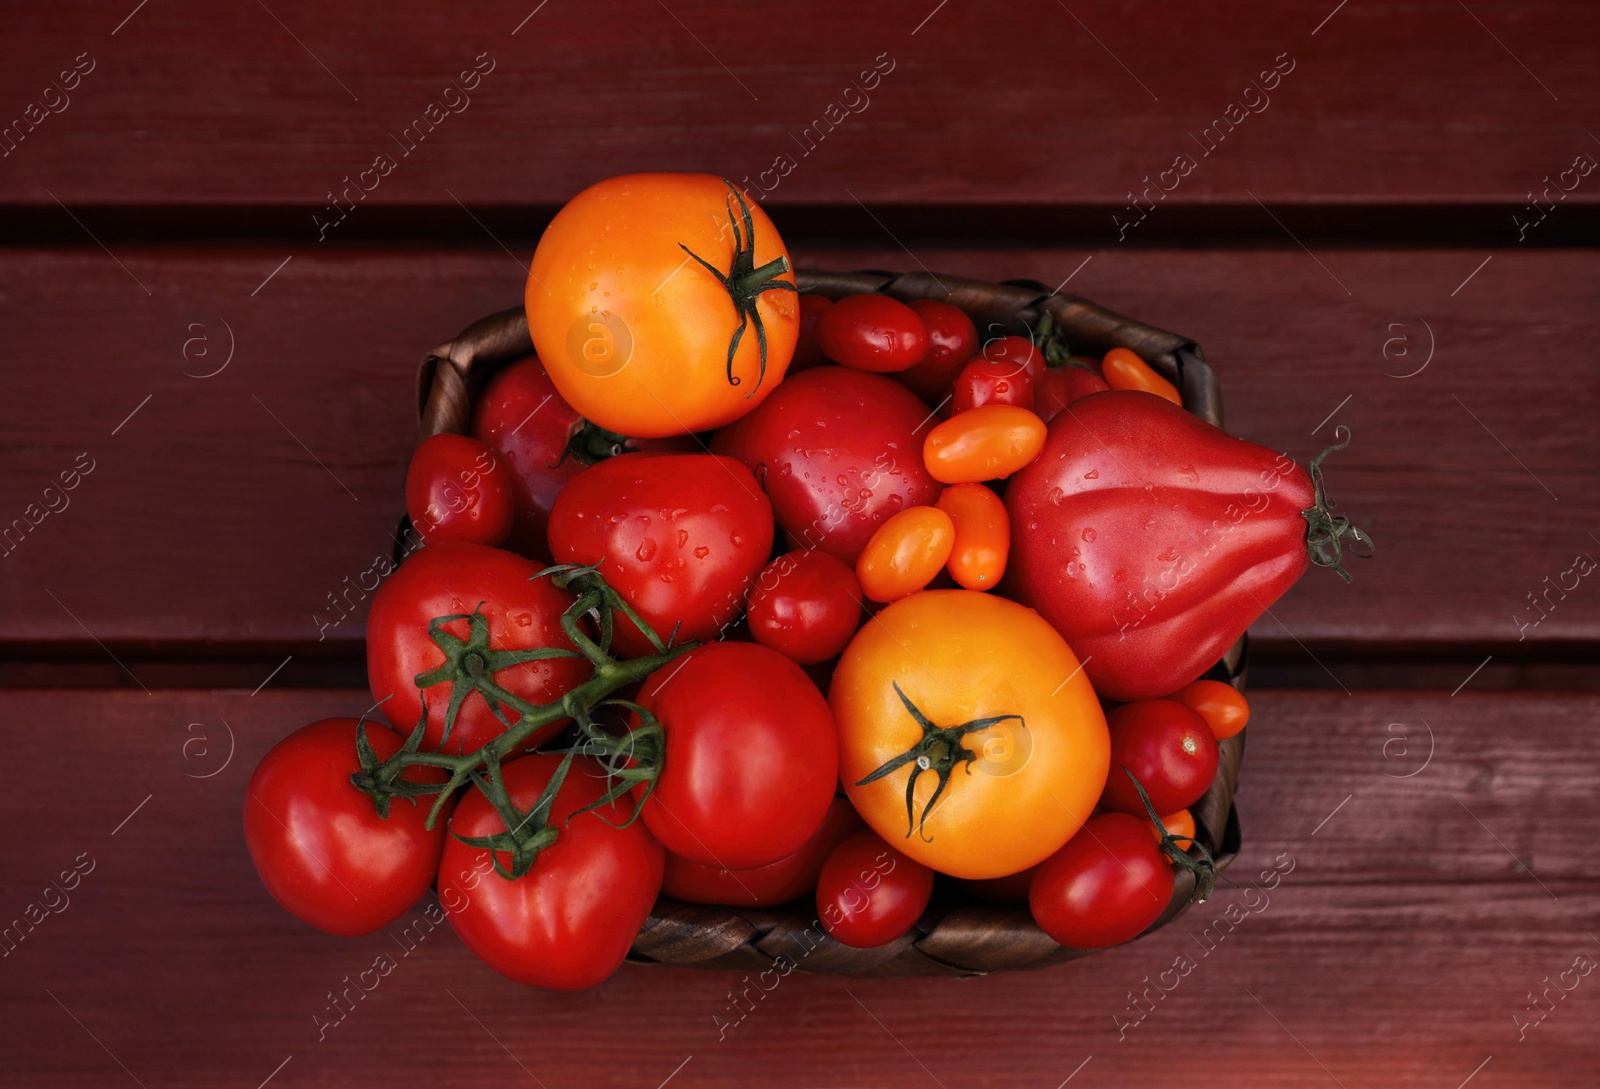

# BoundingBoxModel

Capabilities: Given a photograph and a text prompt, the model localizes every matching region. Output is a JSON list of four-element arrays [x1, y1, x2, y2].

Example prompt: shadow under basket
[[415, 268, 1247, 978]]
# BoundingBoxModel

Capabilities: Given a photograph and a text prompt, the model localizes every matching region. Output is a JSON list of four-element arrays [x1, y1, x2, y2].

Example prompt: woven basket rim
[[411, 268, 1247, 978]]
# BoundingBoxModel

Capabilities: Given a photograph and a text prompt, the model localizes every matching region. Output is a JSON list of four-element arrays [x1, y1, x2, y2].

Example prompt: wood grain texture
[[0, 689, 1595, 1086], [1, 0, 1597, 233], [2, 245, 1596, 658]]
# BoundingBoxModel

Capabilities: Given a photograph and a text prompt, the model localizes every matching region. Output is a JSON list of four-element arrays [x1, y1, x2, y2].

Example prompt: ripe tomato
[[855, 506, 954, 603], [712, 366, 941, 564], [243, 718, 449, 936], [526, 174, 799, 437], [1035, 363, 1110, 424], [816, 294, 928, 373], [982, 335, 1044, 380], [747, 549, 864, 665], [1101, 700, 1220, 816], [1171, 679, 1250, 740], [1144, 807, 1196, 850], [833, 590, 1109, 879], [816, 830, 935, 948], [896, 299, 979, 401], [936, 483, 1009, 590], [1003, 392, 1363, 701], [366, 542, 590, 753], [950, 358, 1034, 413], [439, 754, 663, 990], [635, 642, 839, 869], [1101, 347, 1181, 405], [471, 357, 694, 559], [404, 434, 514, 547], [1030, 812, 1174, 949], [791, 294, 833, 372], [547, 452, 774, 658], [663, 796, 862, 907], [923, 405, 1047, 484]]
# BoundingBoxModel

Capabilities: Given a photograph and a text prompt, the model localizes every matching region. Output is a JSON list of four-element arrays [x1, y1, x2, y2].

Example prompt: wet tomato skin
[[816, 294, 928, 373], [405, 434, 515, 547], [747, 549, 865, 664], [896, 299, 979, 401], [816, 830, 935, 948], [712, 366, 942, 564]]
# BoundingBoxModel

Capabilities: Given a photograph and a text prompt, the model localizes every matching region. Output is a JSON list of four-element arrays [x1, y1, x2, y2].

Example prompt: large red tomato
[[439, 753, 664, 989], [366, 542, 590, 754], [547, 452, 774, 658], [634, 642, 839, 869], [243, 718, 450, 936], [662, 796, 862, 907], [1004, 392, 1367, 700], [712, 366, 942, 564]]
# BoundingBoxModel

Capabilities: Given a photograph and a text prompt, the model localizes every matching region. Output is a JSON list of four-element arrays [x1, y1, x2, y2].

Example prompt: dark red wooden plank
[[1, 689, 1595, 1087], [3, 245, 1596, 658], [1, 0, 1597, 226]]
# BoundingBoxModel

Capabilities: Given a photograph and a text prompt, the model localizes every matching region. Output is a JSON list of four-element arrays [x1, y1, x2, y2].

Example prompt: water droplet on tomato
[[1082, 527, 1097, 543], [676, 530, 689, 548], [515, 612, 532, 627], [709, 503, 729, 514], [665, 507, 689, 520], [1048, 487, 1065, 507], [1084, 469, 1099, 480], [636, 538, 657, 561], [694, 546, 710, 559], [731, 533, 746, 547]]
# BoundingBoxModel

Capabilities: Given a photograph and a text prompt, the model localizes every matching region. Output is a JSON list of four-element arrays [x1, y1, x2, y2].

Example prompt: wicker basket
[[414, 269, 1247, 978]]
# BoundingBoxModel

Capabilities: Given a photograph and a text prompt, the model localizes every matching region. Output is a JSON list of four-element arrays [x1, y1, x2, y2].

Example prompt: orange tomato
[[832, 590, 1110, 879], [1144, 807, 1196, 850], [855, 506, 954, 603], [936, 484, 1009, 590], [1101, 347, 1181, 406], [922, 405, 1046, 484], [1170, 679, 1250, 740], [526, 174, 799, 438]]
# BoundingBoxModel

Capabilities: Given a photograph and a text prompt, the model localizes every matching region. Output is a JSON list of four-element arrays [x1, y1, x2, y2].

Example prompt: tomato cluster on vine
[[243, 173, 1368, 989]]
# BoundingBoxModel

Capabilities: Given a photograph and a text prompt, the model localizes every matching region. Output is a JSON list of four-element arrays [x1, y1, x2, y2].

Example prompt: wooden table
[[3, 3, 1597, 1085]]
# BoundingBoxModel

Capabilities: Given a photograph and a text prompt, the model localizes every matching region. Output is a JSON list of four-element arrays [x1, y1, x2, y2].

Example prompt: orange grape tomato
[[1144, 807, 1196, 849], [1170, 679, 1250, 740], [855, 506, 955, 603], [1101, 347, 1182, 406], [935, 484, 1010, 591], [922, 405, 1047, 484]]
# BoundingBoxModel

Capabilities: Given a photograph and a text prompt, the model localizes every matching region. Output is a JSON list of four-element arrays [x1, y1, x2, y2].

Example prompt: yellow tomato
[[526, 173, 799, 438], [831, 590, 1109, 879]]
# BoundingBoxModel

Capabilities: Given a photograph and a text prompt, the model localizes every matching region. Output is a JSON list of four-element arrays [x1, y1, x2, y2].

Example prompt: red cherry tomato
[[471, 357, 695, 559], [1030, 812, 1174, 949], [635, 642, 839, 869], [243, 718, 451, 936], [1101, 699, 1221, 816], [896, 299, 979, 401], [791, 295, 833, 372], [936, 483, 1009, 590], [547, 452, 774, 658], [663, 796, 863, 907], [747, 549, 864, 665], [1035, 364, 1111, 424], [439, 754, 664, 990], [816, 830, 935, 948], [950, 358, 1035, 413], [982, 335, 1045, 380], [1170, 679, 1251, 740], [366, 542, 590, 753], [404, 433, 515, 547], [855, 506, 955, 603], [712, 367, 942, 564], [816, 294, 928, 373]]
